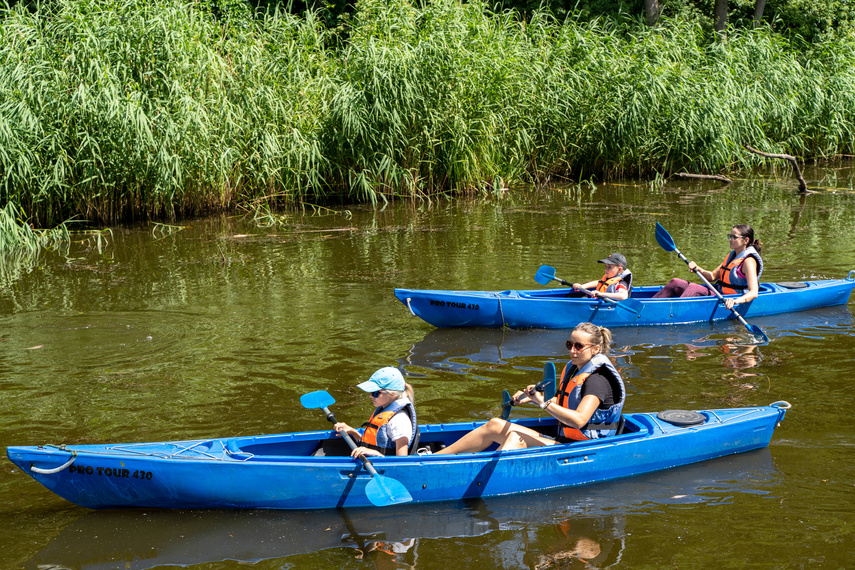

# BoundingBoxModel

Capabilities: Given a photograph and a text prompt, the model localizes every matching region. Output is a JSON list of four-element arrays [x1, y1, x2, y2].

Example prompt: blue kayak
[[7, 402, 789, 510], [394, 274, 855, 329]]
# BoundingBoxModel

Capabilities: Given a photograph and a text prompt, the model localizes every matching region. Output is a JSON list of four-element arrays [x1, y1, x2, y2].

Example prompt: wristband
[[540, 400, 552, 410]]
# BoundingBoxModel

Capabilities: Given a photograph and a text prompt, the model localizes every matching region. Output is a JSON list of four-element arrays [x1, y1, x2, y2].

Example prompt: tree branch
[[673, 172, 732, 184], [742, 144, 808, 192]]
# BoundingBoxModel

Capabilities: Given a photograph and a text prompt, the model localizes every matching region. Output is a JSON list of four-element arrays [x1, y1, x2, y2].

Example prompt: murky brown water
[[2, 164, 855, 568]]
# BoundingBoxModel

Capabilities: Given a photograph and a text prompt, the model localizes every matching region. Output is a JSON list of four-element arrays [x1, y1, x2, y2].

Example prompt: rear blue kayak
[[7, 403, 789, 510], [394, 274, 855, 328]]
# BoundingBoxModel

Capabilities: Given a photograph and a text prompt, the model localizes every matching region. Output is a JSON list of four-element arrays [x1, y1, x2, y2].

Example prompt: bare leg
[[435, 418, 555, 455]]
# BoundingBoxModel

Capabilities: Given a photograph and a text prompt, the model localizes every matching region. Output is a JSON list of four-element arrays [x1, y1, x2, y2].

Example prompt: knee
[[485, 418, 509, 434]]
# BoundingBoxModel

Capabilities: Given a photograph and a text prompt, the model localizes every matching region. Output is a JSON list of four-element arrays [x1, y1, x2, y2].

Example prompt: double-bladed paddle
[[534, 265, 644, 317], [501, 362, 558, 420], [300, 390, 413, 507], [654, 223, 769, 344]]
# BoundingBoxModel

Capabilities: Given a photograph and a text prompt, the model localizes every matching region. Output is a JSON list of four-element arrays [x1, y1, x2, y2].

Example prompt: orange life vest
[[360, 400, 416, 455], [555, 355, 625, 442], [596, 270, 633, 295], [556, 368, 593, 441], [716, 248, 762, 295]]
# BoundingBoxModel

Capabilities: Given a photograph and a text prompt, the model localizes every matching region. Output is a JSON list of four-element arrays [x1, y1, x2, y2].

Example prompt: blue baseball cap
[[357, 367, 406, 392]]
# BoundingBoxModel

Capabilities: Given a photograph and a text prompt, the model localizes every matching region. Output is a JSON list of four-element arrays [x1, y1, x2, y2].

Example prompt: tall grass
[[1, 0, 854, 225]]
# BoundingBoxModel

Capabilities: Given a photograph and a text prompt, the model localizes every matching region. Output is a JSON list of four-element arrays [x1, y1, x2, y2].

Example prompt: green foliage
[[0, 0, 853, 223], [0, 202, 70, 253]]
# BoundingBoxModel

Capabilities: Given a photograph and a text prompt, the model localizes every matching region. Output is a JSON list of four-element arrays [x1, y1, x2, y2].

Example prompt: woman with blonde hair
[[436, 323, 625, 454], [334, 367, 417, 458]]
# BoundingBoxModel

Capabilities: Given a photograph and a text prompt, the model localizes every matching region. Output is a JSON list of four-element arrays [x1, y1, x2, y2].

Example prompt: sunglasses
[[370, 390, 385, 398], [727, 234, 745, 240], [566, 340, 592, 352]]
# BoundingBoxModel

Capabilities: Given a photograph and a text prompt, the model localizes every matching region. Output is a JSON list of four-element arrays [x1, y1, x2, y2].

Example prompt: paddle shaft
[[576, 285, 620, 305], [513, 378, 553, 405], [322, 406, 381, 477], [673, 248, 761, 333]]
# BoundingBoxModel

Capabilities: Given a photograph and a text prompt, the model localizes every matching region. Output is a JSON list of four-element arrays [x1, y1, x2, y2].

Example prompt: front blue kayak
[[394, 274, 855, 328], [7, 403, 789, 510]]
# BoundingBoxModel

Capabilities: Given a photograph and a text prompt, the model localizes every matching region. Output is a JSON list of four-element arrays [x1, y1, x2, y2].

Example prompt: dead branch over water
[[743, 144, 808, 192]]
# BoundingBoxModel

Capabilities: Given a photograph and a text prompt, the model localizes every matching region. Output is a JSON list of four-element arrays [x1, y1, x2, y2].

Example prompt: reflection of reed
[[0, 249, 40, 290]]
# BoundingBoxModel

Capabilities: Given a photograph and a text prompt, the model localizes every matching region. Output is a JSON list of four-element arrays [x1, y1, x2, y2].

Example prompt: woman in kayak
[[334, 367, 417, 459], [571, 253, 632, 301], [652, 224, 763, 310], [435, 323, 625, 454]]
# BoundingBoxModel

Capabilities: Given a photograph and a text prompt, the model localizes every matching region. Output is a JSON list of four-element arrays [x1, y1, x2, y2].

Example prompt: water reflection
[[400, 305, 853, 374], [26, 450, 777, 569]]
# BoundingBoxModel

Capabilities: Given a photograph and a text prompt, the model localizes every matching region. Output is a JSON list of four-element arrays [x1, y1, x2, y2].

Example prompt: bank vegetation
[[1, 0, 854, 227]]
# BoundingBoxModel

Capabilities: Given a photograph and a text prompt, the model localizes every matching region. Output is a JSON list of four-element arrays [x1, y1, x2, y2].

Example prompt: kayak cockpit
[[222, 416, 650, 461]]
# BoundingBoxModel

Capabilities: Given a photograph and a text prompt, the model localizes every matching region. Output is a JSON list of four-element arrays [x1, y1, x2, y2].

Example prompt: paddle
[[501, 362, 558, 420], [654, 222, 768, 343], [534, 265, 643, 317], [300, 390, 413, 507]]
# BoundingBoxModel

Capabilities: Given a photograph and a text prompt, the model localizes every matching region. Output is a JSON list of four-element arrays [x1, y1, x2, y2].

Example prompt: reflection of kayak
[[25, 449, 777, 570], [394, 275, 855, 328], [401, 305, 855, 371], [7, 403, 789, 510]]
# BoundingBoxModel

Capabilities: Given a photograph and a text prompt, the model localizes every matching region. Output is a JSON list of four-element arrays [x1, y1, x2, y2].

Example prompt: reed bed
[[1, 0, 854, 225]]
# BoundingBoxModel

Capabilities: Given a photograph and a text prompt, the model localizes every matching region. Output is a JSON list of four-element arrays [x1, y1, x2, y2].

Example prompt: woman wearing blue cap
[[334, 367, 417, 459]]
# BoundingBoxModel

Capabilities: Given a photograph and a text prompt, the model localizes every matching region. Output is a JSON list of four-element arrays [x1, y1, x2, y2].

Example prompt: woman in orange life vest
[[435, 323, 625, 455], [653, 224, 763, 310], [571, 253, 632, 301], [334, 367, 417, 459]]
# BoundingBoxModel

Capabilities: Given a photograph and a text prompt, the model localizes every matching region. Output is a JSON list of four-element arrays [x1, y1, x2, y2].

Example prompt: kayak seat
[[408, 426, 421, 455], [614, 416, 626, 436]]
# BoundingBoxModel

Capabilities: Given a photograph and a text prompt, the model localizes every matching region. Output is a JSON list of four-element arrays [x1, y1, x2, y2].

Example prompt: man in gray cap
[[572, 253, 632, 301]]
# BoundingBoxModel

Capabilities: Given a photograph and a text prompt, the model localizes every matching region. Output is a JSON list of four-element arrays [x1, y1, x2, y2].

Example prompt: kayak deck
[[395, 276, 855, 328], [6, 403, 790, 510]]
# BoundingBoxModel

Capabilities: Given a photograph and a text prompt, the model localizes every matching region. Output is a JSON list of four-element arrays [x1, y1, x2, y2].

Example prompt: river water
[[2, 164, 854, 568]]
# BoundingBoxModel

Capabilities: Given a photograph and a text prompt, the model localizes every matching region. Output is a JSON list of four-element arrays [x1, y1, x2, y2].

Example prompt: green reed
[[1, 0, 854, 225]]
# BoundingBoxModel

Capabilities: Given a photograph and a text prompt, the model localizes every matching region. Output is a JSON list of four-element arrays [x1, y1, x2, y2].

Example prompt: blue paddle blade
[[500, 390, 512, 420], [655, 222, 676, 252], [300, 390, 335, 409], [534, 265, 556, 285], [365, 474, 413, 506], [541, 362, 556, 401], [748, 324, 770, 344], [617, 297, 644, 317]]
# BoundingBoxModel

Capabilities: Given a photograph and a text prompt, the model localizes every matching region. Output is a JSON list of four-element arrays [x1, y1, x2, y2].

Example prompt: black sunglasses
[[370, 390, 385, 398], [566, 340, 592, 352]]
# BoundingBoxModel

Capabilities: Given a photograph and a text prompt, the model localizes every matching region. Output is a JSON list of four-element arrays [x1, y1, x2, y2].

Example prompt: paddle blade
[[541, 362, 556, 401], [300, 390, 335, 410], [655, 223, 676, 252], [748, 324, 769, 344], [616, 297, 644, 318], [365, 474, 413, 507], [500, 390, 512, 420], [534, 265, 557, 285]]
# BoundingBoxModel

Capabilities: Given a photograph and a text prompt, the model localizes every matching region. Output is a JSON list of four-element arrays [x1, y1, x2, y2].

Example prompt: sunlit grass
[[0, 0, 853, 225]]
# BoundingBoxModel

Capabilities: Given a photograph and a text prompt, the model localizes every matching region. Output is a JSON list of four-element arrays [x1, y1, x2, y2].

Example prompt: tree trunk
[[714, 0, 728, 33], [644, 0, 660, 26], [753, 0, 766, 25]]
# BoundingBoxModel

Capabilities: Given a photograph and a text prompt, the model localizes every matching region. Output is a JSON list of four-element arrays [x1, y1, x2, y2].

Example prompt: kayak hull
[[7, 404, 788, 510], [394, 277, 855, 328]]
